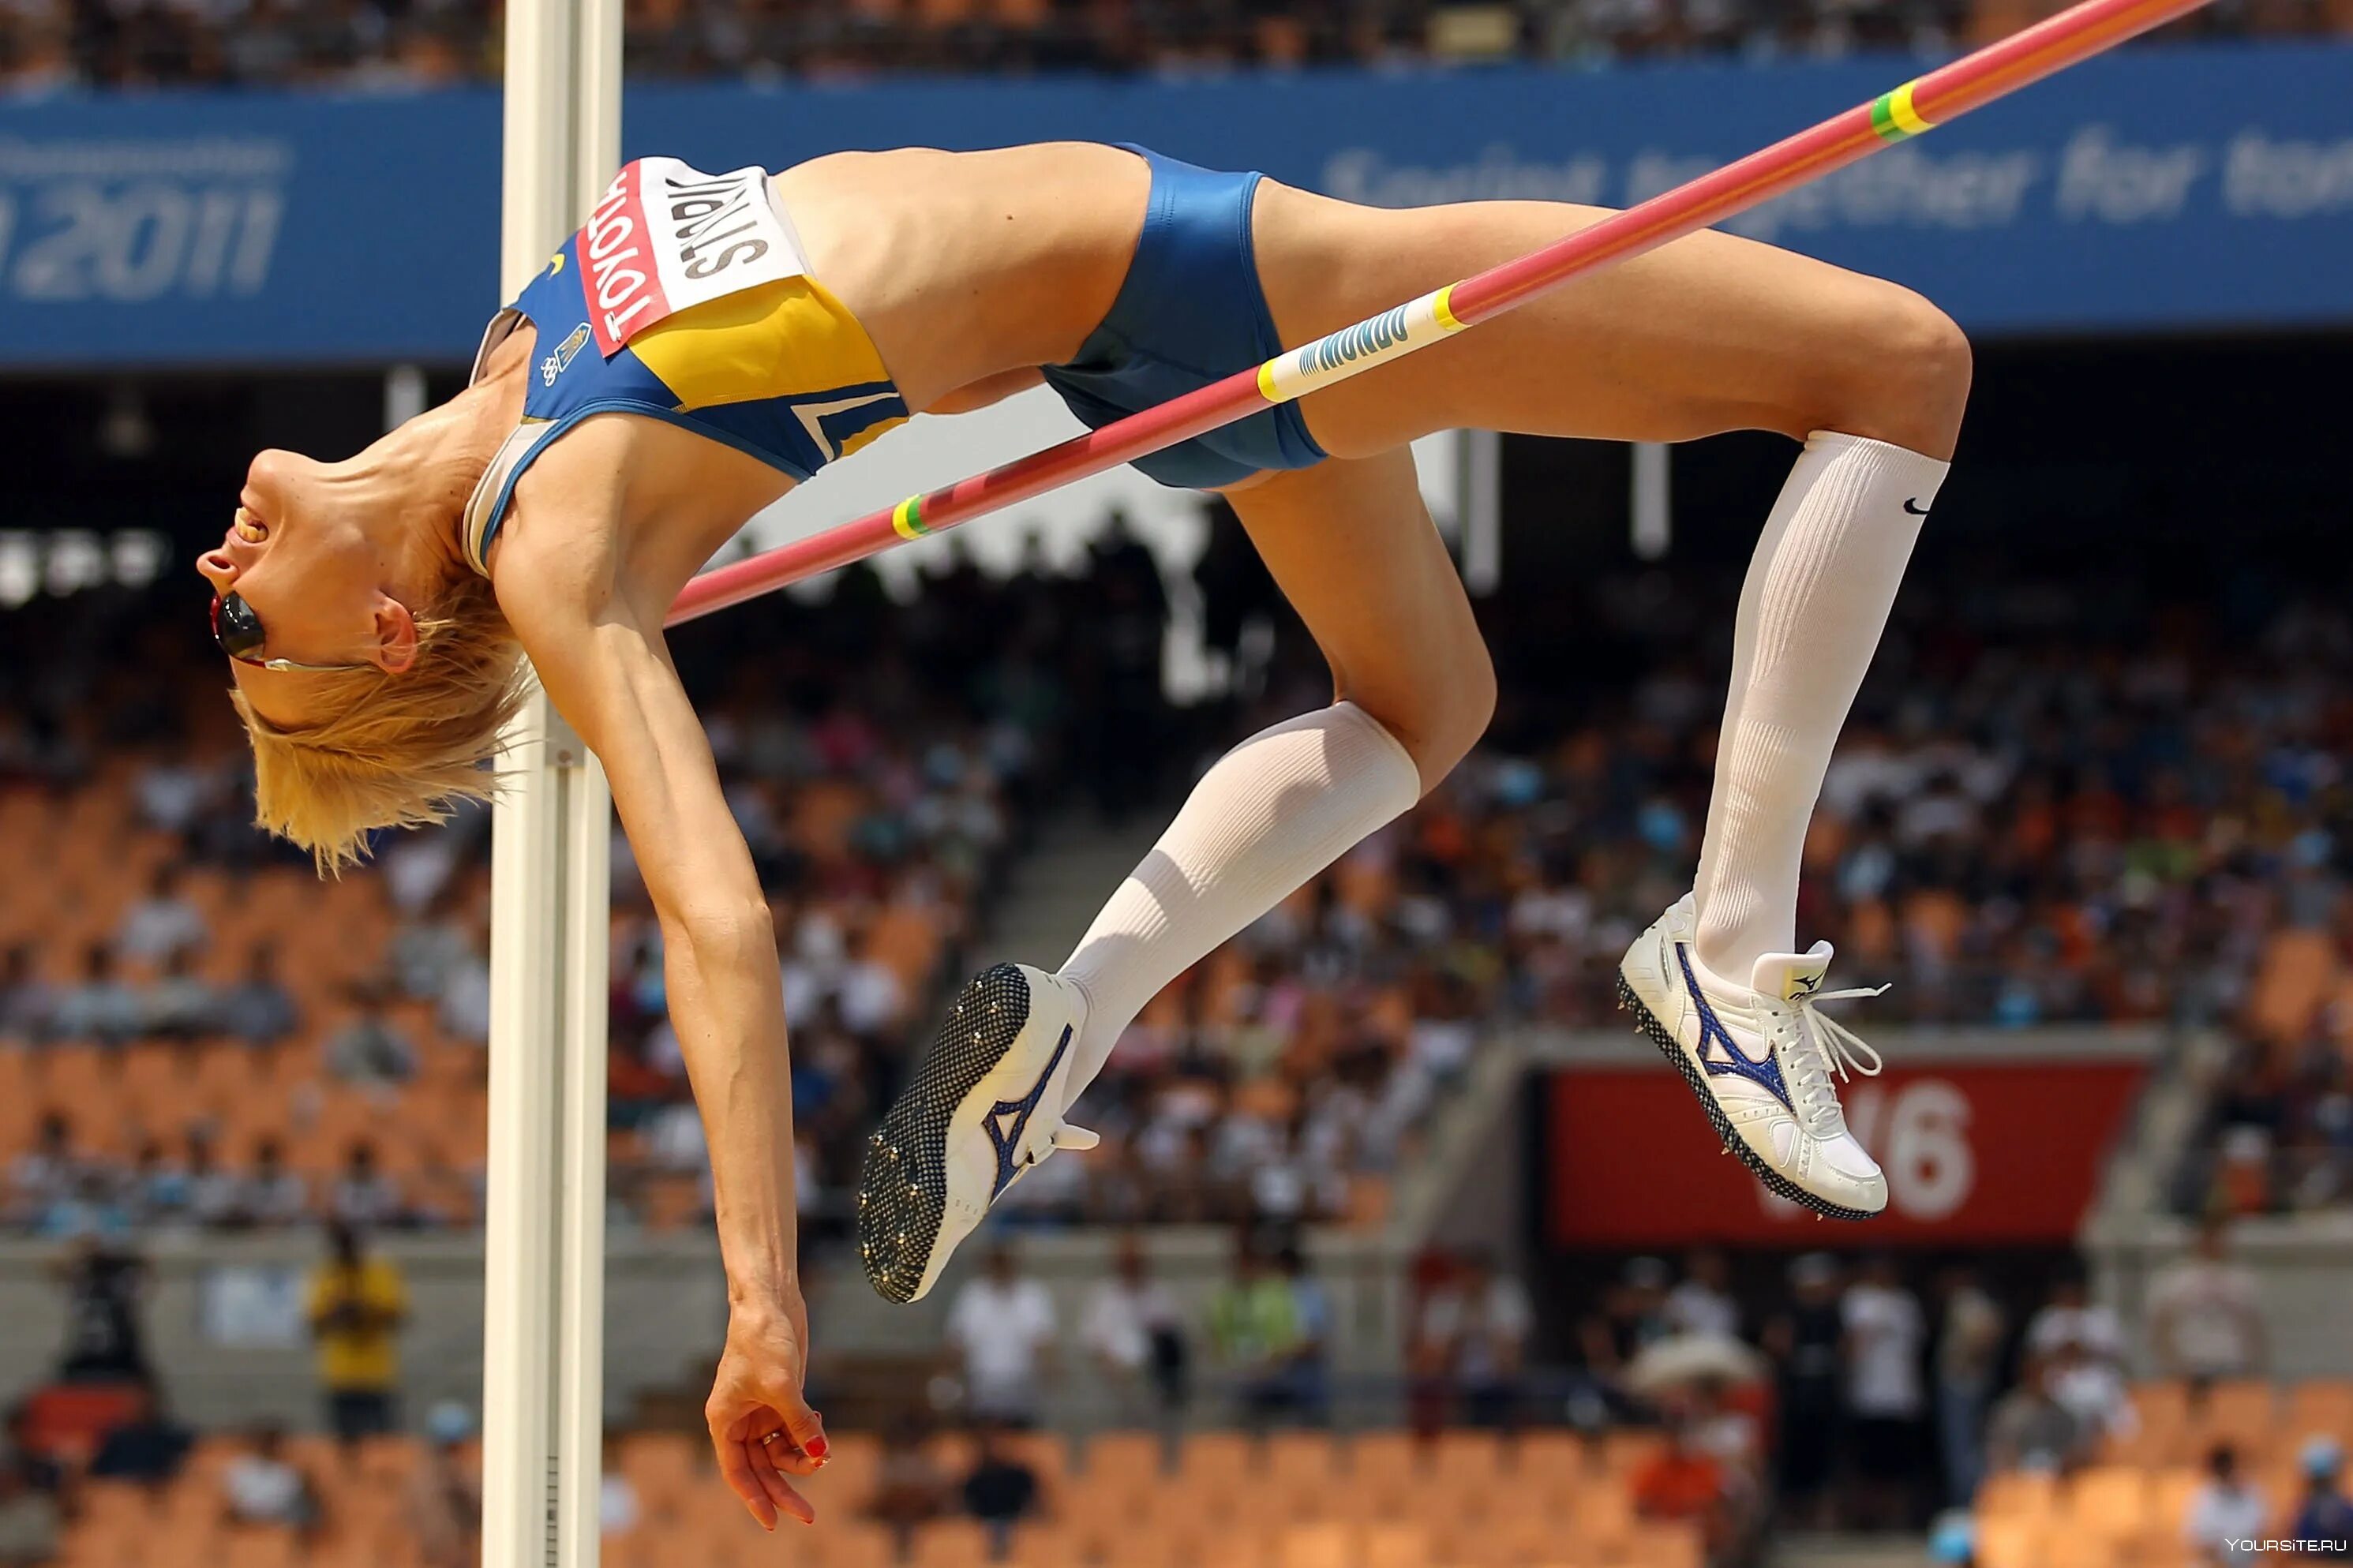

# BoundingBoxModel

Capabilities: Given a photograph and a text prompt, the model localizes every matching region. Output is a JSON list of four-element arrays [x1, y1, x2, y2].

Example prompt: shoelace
[[1774, 985, 1890, 1134]]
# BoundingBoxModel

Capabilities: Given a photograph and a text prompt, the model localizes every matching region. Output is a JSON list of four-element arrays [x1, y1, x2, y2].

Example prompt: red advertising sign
[[1545, 1056, 2148, 1247]]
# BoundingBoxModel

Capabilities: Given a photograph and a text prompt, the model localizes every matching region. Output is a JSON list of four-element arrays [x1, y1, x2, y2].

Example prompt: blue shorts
[[1040, 144, 1328, 492]]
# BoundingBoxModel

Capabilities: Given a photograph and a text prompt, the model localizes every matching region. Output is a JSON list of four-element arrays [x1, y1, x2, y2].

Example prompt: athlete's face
[[195, 449, 421, 722]]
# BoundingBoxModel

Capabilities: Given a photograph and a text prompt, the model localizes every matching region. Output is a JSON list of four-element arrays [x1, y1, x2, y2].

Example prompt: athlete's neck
[[345, 369, 519, 589]]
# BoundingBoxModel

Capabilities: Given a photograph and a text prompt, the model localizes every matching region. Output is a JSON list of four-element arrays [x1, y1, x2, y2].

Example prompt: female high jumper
[[202, 141, 1966, 1525]]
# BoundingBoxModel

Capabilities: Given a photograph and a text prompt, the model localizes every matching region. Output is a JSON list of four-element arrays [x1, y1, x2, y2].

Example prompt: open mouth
[[233, 506, 268, 544]]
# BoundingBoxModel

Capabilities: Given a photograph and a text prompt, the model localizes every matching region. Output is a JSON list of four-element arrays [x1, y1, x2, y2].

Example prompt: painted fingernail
[[806, 1433, 829, 1461]]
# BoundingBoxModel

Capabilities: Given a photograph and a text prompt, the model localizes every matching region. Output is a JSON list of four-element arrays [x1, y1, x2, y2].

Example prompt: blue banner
[[2, 43, 2349, 367]]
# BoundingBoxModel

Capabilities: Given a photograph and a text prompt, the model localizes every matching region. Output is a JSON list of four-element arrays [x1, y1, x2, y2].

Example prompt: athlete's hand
[[706, 1292, 827, 1529]]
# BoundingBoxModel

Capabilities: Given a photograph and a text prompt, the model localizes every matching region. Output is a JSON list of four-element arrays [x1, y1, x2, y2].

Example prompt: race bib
[[579, 157, 807, 357]]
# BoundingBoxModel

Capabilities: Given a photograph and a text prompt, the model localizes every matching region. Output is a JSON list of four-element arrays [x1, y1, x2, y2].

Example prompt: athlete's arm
[[494, 530, 826, 1530]]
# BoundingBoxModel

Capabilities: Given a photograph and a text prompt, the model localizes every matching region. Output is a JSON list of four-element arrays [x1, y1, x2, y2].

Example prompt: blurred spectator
[[1576, 1256, 1677, 1420], [41, 1168, 132, 1241], [1659, 1375, 1770, 1559], [867, 1413, 952, 1549], [307, 1220, 407, 1445], [1209, 1233, 1309, 1428], [53, 1237, 149, 1384], [2285, 1437, 2353, 1554], [144, 949, 216, 1042], [121, 1139, 190, 1230], [1842, 1254, 1928, 1529], [7, 1114, 77, 1229], [0, 945, 53, 1045], [2149, 1216, 2268, 1380], [388, 887, 474, 1002], [234, 1138, 309, 1229], [185, 1130, 242, 1229], [215, 943, 298, 1050], [1984, 1357, 2089, 1476], [1628, 1413, 1737, 1555], [87, 1376, 193, 1487], [436, 918, 493, 1046], [1665, 1249, 1740, 1341], [220, 1423, 320, 1532], [116, 864, 205, 965], [328, 1142, 406, 1231], [946, 1243, 1056, 1427], [2025, 1266, 2130, 1443], [960, 1421, 1045, 1557], [2183, 1443, 2267, 1566], [1079, 1234, 1189, 1424], [1416, 1248, 1532, 1431], [409, 1402, 481, 1568], [1932, 1263, 2006, 1506], [133, 758, 219, 837], [50, 945, 141, 1048], [1275, 1243, 1333, 1426], [1763, 1252, 1845, 1529], [1078, 512, 1169, 823], [325, 990, 418, 1090], [4, 0, 2340, 91]]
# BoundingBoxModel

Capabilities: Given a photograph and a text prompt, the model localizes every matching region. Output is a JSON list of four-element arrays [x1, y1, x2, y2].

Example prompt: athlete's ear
[[372, 597, 420, 673]]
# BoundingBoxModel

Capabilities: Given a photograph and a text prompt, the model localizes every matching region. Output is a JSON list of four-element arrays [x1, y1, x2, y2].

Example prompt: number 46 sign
[[1546, 1056, 2149, 1245]]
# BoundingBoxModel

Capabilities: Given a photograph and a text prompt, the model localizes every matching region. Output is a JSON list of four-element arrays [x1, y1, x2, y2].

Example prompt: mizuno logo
[[1902, 497, 1931, 516], [984, 1025, 1072, 1199], [1675, 945, 1793, 1110]]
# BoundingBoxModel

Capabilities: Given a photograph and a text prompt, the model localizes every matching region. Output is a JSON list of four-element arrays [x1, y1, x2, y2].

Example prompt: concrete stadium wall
[[0, 1230, 729, 1435], [0, 1226, 1414, 1435], [2090, 1214, 2353, 1381]]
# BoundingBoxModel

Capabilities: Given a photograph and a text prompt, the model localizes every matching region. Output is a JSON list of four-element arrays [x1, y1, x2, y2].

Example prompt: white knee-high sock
[[1693, 431, 1949, 978], [1055, 702, 1422, 1098]]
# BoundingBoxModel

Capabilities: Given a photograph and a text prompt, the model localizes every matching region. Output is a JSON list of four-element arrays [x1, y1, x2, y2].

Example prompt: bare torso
[[482, 142, 1151, 615]]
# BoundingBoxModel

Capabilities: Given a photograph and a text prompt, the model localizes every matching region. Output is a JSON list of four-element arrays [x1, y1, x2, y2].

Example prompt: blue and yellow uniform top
[[459, 157, 910, 575]]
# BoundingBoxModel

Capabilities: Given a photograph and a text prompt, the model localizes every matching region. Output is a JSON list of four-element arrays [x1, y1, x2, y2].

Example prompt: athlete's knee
[[1353, 634, 1494, 791], [1804, 283, 1972, 457]]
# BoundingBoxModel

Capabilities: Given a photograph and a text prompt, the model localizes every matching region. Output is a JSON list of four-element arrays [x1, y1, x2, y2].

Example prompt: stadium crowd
[[0, 0, 2344, 92], [2, 511, 2348, 1245]]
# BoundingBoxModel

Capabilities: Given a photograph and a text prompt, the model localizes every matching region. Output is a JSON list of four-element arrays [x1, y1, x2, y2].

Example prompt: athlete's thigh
[[1250, 181, 1943, 456], [1224, 447, 1490, 784]]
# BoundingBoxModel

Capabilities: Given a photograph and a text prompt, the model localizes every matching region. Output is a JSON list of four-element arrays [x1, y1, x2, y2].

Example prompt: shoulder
[[488, 435, 634, 627]]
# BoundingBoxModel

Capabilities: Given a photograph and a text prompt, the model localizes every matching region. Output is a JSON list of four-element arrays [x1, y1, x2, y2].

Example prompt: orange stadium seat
[[2290, 1379, 2353, 1443], [1973, 1515, 2045, 1568], [1348, 1431, 1420, 1490], [1264, 1430, 1338, 1496], [2068, 1463, 2149, 1536], [1615, 1525, 1706, 1568], [2193, 1379, 2281, 1461], [1179, 1430, 1254, 1491], [1431, 1428, 1504, 1488], [1083, 1430, 1164, 1489], [907, 1518, 995, 1568]]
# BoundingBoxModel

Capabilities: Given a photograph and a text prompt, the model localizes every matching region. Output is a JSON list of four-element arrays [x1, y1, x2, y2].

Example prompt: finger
[[771, 1387, 829, 1468], [767, 1439, 824, 1478], [748, 1439, 816, 1525], [712, 1430, 777, 1531]]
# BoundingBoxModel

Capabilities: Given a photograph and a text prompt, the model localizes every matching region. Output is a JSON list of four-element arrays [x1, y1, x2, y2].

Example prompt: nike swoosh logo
[[1676, 945, 1793, 1110], [1902, 497, 1931, 516], [984, 1024, 1073, 1200]]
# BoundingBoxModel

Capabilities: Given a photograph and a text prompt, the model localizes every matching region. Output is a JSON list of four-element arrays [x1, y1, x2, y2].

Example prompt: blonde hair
[[232, 574, 528, 874]]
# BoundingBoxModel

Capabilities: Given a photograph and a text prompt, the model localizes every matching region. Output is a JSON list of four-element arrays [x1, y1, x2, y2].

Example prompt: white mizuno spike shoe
[[855, 963, 1098, 1303], [1617, 894, 1890, 1220]]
